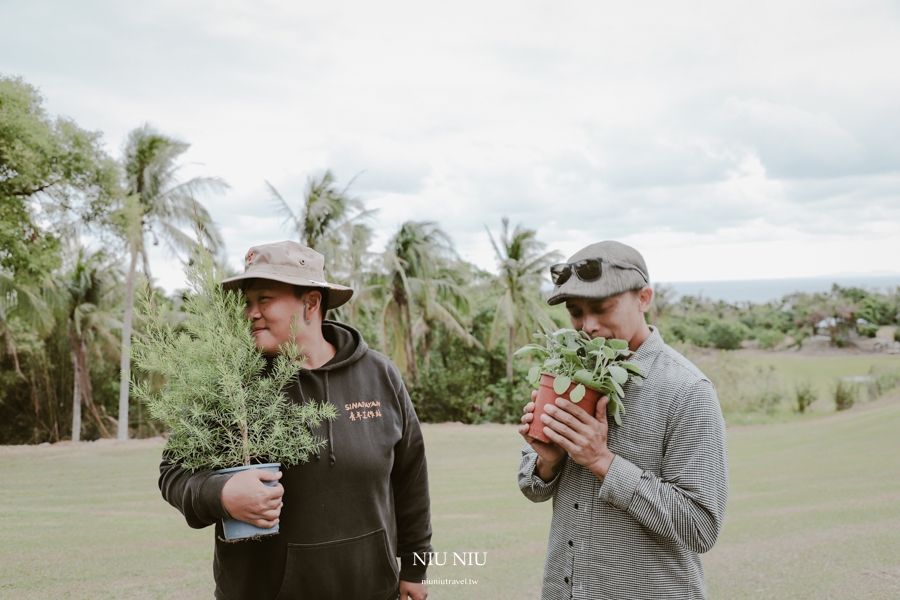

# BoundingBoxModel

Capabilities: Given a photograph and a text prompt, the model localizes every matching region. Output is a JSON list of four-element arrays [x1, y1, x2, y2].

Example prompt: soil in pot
[[216, 462, 281, 541], [528, 373, 602, 444]]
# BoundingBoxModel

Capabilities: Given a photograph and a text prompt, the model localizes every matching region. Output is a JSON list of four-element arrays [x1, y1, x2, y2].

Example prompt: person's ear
[[636, 286, 653, 313], [305, 290, 324, 319]]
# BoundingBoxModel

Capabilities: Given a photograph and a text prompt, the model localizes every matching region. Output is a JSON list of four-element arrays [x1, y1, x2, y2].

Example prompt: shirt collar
[[631, 325, 664, 368]]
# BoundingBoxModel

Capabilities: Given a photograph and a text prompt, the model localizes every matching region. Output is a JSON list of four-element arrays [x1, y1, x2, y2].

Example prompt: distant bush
[[833, 380, 857, 411], [749, 365, 785, 414], [794, 380, 816, 413], [666, 319, 709, 347], [894, 329, 900, 343], [857, 323, 878, 338], [708, 321, 749, 350], [869, 366, 900, 398], [757, 329, 785, 350]]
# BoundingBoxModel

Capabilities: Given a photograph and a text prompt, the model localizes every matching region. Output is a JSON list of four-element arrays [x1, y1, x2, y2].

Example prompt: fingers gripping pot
[[217, 463, 282, 541], [529, 374, 603, 444]]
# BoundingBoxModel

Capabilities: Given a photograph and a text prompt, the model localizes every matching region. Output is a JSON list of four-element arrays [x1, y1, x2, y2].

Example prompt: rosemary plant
[[131, 247, 336, 471]]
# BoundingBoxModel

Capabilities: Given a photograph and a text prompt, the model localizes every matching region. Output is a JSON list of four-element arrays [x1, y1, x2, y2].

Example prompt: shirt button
[[565, 577, 570, 584], [574, 503, 579, 509], [568, 540, 573, 546]]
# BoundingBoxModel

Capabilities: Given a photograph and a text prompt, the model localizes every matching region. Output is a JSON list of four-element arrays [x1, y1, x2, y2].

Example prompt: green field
[[1, 394, 899, 599]]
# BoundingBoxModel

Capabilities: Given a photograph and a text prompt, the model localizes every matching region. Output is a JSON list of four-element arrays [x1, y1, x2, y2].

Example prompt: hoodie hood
[[317, 320, 368, 372]]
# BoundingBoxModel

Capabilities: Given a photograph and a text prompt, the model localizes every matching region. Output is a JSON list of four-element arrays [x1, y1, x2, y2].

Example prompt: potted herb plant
[[131, 245, 336, 541], [515, 320, 643, 443]]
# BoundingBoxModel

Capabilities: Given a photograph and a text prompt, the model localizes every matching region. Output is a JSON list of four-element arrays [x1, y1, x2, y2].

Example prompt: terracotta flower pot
[[528, 373, 602, 444]]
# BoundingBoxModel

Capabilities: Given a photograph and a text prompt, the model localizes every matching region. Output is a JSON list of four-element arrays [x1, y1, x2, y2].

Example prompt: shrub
[[708, 321, 748, 350], [833, 380, 857, 411], [857, 323, 879, 338], [794, 380, 816, 413], [666, 319, 709, 347], [894, 329, 900, 343], [749, 365, 784, 414], [757, 329, 785, 350], [869, 366, 900, 398]]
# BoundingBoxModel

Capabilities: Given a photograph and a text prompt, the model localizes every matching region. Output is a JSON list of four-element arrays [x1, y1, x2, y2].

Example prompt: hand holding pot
[[222, 468, 284, 529], [520, 390, 567, 481], [541, 395, 615, 481]]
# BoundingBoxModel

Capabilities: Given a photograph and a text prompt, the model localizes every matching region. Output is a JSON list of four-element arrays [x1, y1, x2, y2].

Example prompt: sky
[[2, 0, 899, 293]]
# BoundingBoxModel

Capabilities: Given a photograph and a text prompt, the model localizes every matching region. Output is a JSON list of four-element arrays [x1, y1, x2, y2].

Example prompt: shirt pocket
[[274, 528, 399, 600]]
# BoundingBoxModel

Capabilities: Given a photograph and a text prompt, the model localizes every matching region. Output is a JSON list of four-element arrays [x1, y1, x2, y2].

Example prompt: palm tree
[[267, 170, 375, 280], [486, 218, 561, 382], [115, 124, 227, 439], [0, 272, 54, 378], [59, 248, 121, 441], [378, 221, 479, 383]]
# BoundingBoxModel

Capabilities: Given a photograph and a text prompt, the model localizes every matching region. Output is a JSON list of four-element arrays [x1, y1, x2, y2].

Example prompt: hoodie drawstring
[[299, 370, 336, 465], [325, 371, 335, 466]]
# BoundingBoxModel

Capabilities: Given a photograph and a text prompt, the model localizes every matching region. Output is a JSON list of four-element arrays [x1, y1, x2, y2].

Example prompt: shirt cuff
[[197, 472, 232, 522], [399, 556, 428, 583], [598, 454, 642, 510]]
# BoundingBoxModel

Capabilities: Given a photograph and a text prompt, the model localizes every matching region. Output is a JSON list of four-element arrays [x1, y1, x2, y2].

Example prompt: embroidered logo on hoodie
[[345, 401, 382, 421]]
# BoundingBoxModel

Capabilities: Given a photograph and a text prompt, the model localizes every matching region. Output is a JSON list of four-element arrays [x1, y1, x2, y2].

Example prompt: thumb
[[595, 396, 610, 422]]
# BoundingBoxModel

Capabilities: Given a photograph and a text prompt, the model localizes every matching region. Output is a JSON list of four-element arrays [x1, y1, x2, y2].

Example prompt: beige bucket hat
[[221, 240, 354, 310]]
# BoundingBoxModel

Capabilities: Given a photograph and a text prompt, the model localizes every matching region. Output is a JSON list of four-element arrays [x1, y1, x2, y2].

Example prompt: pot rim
[[538, 371, 603, 394], [216, 462, 281, 475]]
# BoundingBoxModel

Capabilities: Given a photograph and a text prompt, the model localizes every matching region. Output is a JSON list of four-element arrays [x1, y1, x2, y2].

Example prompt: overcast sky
[[2, 0, 899, 292]]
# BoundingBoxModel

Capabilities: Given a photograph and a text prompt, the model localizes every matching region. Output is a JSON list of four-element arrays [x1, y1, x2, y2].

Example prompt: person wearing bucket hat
[[159, 240, 433, 600], [517, 241, 729, 600]]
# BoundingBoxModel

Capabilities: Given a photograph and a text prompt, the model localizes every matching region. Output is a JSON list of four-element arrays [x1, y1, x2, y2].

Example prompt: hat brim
[[221, 272, 354, 310]]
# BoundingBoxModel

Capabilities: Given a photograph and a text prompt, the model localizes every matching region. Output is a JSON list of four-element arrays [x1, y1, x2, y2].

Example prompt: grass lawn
[[1, 394, 898, 599]]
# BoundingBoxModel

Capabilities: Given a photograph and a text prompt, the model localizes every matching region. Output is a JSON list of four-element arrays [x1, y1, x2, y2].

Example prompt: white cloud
[[1, 0, 898, 291]]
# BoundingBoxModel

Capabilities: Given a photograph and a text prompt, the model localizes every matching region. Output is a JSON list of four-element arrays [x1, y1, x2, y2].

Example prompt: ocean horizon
[[658, 275, 900, 305]]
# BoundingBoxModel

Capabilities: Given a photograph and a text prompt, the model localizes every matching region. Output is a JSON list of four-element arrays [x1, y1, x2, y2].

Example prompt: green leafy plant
[[130, 245, 337, 471], [833, 380, 856, 412], [794, 379, 816, 413], [514, 320, 643, 425]]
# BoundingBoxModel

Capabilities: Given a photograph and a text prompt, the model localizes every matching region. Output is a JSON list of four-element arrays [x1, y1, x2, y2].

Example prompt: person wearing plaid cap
[[518, 240, 729, 599]]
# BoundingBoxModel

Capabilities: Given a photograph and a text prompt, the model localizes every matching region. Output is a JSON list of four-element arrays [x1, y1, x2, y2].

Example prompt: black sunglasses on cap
[[550, 257, 649, 286]]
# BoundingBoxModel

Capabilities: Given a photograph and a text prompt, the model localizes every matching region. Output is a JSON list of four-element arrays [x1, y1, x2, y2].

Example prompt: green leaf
[[620, 361, 643, 376], [572, 369, 594, 386], [612, 378, 625, 397], [570, 384, 585, 403], [609, 365, 628, 385], [612, 405, 623, 426], [608, 339, 628, 350], [553, 375, 571, 395], [602, 347, 616, 360], [528, 366, 541, 386]]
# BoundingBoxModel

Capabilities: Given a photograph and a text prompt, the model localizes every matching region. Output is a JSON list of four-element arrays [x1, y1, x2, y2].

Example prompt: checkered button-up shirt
[[518, 327, 729, 600]]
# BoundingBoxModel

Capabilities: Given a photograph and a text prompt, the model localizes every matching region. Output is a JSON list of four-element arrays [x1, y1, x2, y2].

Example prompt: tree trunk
[[507, 323, 515, 382], [71, 326, 110, 439], [4, 329, 25, 379], [401, 300, 419, 384], [71, 347, 82, 443], [118, 249, 139, 440]]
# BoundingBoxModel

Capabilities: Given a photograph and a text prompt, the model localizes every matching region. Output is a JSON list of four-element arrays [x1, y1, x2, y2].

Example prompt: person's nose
[[581, 315, 605, 338], [245, 300, 261, 321]]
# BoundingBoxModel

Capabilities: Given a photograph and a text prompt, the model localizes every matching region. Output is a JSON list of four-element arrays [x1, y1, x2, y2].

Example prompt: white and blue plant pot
[[216, 462, 281, 541]]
